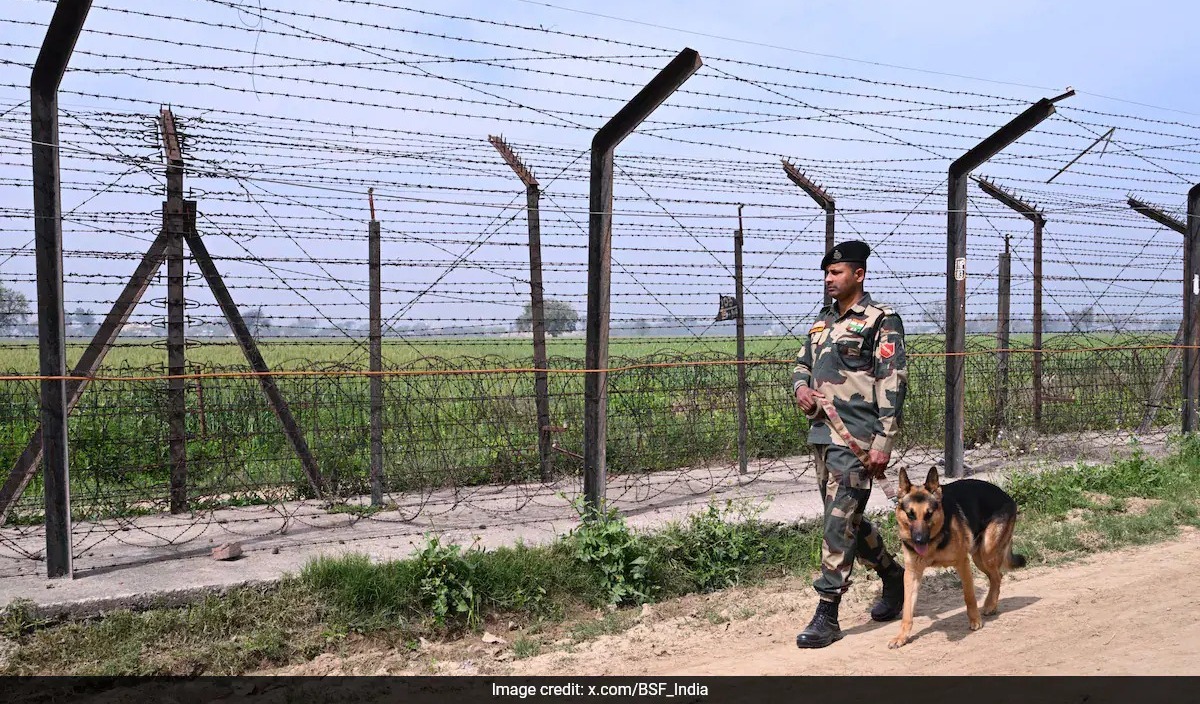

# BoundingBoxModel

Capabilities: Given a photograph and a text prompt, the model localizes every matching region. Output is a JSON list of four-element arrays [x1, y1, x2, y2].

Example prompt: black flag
[[715, 294, 738, 321]]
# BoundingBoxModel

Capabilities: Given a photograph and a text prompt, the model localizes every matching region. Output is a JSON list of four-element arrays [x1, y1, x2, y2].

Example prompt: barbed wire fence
[[0, 0, 1197, 578]]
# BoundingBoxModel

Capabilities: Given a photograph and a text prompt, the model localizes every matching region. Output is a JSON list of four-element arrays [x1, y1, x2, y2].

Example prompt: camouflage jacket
[[791, 292, 907, 455]]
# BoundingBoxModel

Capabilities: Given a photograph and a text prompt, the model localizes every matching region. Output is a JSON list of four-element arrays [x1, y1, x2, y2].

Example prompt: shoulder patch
[[869, 304, 901, 323], [809, 321, 827, 335]]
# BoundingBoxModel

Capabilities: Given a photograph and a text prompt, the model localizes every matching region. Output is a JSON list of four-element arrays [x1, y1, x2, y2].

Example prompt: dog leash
[[814, 392, 899, 504]]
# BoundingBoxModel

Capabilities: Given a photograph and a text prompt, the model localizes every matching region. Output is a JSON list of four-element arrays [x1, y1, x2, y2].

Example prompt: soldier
[[792, 240, 908, 649]]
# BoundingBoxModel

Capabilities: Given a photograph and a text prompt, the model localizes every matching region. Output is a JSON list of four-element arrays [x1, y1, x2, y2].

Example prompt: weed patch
[[568, 498, 655, 606]]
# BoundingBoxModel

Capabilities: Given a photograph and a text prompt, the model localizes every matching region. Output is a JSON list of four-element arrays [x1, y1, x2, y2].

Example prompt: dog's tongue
[[912, 543, 928, 556]]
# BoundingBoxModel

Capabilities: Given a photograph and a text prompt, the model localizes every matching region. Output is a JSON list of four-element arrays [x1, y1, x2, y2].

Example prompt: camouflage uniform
[[792, 291, 907, 602]]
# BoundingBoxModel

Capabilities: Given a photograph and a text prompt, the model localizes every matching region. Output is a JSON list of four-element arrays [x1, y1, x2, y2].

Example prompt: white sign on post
[[954, 257, 966, 281]]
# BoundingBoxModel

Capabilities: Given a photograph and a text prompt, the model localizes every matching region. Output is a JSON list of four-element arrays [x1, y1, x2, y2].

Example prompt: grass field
[[0, 335, 804, 371], [0, 331, 1162, 371], [0, 331, 1181, 521]]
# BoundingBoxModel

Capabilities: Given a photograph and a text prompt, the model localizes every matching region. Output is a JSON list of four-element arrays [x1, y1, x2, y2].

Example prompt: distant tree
[[1068, 305, 1095, 333], [71, 307, 96, 327], [515, 298, 579, 337], [244, 306, 273, 336], [0, 285, 29, 335]]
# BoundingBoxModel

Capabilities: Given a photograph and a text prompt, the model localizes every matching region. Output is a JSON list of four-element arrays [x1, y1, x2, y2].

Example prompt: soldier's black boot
[[870, 565, 904, 622], [795, 598, 842, 648]]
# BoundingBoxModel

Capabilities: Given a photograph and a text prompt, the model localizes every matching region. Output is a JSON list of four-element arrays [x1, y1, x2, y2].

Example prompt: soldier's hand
[[867, 449, 890, 479], [795, 385, 818, 413]]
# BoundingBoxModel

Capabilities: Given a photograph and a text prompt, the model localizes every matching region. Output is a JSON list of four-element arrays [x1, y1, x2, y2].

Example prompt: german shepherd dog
[[888, 467, 1026, 649]]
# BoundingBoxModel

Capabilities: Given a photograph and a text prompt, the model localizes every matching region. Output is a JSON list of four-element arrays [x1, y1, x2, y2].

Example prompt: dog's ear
[[898, 467, 912, 495], [924, 465, 940, 493]]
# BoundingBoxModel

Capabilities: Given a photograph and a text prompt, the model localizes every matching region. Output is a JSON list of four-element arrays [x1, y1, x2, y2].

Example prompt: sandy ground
[[269, 526, 1200, 676]]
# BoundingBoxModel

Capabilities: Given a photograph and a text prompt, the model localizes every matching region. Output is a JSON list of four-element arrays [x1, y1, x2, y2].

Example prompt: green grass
[[511, 635, 541, 659], [0, 331, 1172, 372], [0, 336, 803, 371], [1004, 436, 1200, 516], [1000, 434, 1200, 564], [301, 538, 598, 635], [567, 612, 636, 643], [0, 581, 331, 676], [6, 435, 1198, 675]]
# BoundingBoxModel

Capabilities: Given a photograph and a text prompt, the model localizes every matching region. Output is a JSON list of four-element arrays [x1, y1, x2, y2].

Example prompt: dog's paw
[[969, 617, 983, 631], [981, 603, 998, 616], [887, 635, 909, 649]]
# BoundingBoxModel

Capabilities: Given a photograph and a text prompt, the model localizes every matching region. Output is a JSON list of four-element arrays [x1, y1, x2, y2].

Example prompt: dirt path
[[526, 528, 1200, 676], [273, 527, 1200, 676]]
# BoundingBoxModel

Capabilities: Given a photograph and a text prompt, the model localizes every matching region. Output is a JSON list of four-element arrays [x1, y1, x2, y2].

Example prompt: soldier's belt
[[815, 392, 898, 502]]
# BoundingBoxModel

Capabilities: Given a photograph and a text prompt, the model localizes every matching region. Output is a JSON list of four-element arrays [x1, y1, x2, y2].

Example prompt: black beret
[[820, 240, 870, 270]]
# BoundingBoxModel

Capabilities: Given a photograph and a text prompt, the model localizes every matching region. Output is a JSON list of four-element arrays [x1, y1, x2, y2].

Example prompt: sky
[[1, 0, 1198, 361], [514, 0, 1197, 113]]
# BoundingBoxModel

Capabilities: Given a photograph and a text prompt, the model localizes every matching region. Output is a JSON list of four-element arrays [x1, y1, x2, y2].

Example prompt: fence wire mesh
[[1, 0, 1197, 576]]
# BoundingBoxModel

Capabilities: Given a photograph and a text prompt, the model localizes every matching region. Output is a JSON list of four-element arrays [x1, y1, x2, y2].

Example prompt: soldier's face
[[824, 263, 864, 300]]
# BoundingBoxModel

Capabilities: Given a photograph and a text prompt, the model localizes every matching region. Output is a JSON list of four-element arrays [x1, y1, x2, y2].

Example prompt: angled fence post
[[974, 176, 1046, 431], [735, 205, 748, 474], [30, 0, 93, 578], [489, 136, 554, 482], [183, 224, 326, 498], [583, 48, 702, 511], [1186, 185, 1200, 431], [995, 236, 1011, 430], [0, 232, 166, 526], [368, 189, 383, 505], [159, 109, 188, 514], [945, 90, 1072, 478], [781, 160, 835, 308], [159, 108, 324, 499], [1128, 196, 1189, 433]]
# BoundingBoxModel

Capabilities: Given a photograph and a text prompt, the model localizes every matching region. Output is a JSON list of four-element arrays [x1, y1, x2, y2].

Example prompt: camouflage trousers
[[812, 444, 899, 602]]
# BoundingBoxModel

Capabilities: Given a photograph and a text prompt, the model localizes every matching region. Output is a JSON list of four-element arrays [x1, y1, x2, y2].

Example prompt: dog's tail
[[997, 512, 1026, 570], [1007, 503, 1027, 569]]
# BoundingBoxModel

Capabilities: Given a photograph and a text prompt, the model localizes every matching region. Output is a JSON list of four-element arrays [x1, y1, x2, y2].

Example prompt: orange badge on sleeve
[[880, 341, 896, 359]]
